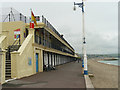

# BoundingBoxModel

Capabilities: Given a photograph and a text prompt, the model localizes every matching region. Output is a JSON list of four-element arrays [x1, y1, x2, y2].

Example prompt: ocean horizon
[[98, 60, 119, 66], [97, 54, 119, 66], [87, 54, 119, 66]]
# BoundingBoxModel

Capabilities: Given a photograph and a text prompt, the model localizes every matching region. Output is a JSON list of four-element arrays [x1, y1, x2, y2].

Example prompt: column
[[0, 48, 6, 84], [51, 52, 53, 67], [54, 54, 55, 67], [39, 50, 43, 72], [28, 28, 35, 43], [43, 29, 45, 46], [43, 51, 45, 69], [47, 52, 49, 68]]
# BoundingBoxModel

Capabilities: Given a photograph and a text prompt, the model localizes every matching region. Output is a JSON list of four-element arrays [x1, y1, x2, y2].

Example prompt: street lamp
[[73, 2, 76, 11], [73, 0, 88, 75]]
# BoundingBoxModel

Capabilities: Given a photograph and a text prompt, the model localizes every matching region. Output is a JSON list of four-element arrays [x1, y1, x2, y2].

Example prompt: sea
[[87, 54, 119, 66], [98, 60, 119, 66]]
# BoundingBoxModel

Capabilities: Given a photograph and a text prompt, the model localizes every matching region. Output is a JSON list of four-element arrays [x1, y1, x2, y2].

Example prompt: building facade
[[0, 13, 78, 84]]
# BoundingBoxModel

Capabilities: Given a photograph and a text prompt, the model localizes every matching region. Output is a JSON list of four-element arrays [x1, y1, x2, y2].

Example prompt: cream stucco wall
[[0, 21, 26, 83], [11, 28, 44, 79], [0, 50, 6, 84], [0, 21, 26, 49], [34, 49, 43, 73], [33, 43, 76, 58], [0, 36, 7, 50], [0, 23, 2, 35], [11, 34, 35, 79], [26, 23, 75, 53], [0, 21, 76, 84]]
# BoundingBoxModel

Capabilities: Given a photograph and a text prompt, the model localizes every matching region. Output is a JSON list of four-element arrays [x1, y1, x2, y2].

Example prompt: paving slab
[[0, 84, 2, 90], [2, 61, 85, 88]]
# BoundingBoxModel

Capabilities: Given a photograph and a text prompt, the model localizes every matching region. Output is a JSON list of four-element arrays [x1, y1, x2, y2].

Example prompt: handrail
[[35, 34, 74, 55], [11, 38, 20, 46]]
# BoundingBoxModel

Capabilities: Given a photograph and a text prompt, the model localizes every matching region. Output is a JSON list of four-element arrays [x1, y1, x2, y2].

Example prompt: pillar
[[47, 52, 49, 68], [51, 53, 53, 67], [43, 51, 45, 68], [54, 54, 55, 67], [43, 29, 45, 46], [0, 48, 6, 84], [38, 50, 43, 72], [28, 28, 35, 43]]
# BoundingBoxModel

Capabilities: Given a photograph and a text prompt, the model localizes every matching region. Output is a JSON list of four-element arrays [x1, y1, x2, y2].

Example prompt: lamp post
[[73, 0, 88, 75]]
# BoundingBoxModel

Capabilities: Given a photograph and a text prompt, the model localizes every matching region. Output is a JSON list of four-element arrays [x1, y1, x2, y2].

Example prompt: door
[[36, 53, 39, 72]]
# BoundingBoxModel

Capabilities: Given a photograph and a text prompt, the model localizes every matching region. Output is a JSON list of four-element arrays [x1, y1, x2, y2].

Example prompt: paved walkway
[[0, 84, 1, 90], [2, 61, 85, 88]]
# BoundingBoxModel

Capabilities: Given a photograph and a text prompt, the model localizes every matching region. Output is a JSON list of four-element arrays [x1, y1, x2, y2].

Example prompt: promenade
[[2, 61, 85, 88]]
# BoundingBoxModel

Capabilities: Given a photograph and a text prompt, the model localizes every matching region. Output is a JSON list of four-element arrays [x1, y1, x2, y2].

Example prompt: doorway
[[36, 53, 39, 73]]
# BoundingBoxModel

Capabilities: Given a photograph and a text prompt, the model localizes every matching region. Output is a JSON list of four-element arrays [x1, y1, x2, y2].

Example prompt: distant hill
[[76, 54, 118, 59]]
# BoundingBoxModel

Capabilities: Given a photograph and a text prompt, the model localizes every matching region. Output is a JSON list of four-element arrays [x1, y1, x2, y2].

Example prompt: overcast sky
[[0, 0, 118, 54]]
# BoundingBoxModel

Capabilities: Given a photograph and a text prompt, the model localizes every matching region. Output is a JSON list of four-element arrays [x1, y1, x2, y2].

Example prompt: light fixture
[[73, 2, 76, 11]]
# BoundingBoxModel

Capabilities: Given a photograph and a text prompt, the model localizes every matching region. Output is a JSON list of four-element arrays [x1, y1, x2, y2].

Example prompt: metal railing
[[41, 15, 74, 51], [35, 35, 41, 45], [0, 8, 74, 53], [0, 8, 29, 23], [35, 35, 74, 55]]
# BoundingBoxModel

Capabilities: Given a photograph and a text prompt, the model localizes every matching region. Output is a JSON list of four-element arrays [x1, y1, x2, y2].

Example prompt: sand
[[87, 58, 118, 88]]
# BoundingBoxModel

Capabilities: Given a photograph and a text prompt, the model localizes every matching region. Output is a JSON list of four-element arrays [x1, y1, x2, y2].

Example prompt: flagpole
[[30, 8, 32, 12], [73, 0, 88, 75], [30, 8, 32, 18], [30, 8, 34, 29], [30, 8, 32, 22]]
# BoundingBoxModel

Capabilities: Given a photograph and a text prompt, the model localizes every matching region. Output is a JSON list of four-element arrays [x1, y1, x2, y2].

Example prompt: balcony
[[41, 16, 74, 51], [34, 34, 74, 55]]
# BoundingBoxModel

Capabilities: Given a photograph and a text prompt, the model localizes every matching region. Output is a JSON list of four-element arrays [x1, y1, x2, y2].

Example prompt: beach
[[88, 58, 118, 88]]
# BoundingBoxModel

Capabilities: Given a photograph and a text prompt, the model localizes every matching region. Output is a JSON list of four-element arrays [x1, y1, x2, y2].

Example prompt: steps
[[5, 59, 11, 80], [5, 45, 21, 80]]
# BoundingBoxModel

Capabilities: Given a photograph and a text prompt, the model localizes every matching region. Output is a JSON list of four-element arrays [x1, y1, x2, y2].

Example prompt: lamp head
[[73, 4, 76, 11]]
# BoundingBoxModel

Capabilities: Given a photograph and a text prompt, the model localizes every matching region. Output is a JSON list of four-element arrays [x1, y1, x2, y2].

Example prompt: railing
[[35, 35, 74, 55], [41, 15, 74, 51], [0, 8, 29, 23], [1, 7, 74, 52], [35, 35, 41, 45]]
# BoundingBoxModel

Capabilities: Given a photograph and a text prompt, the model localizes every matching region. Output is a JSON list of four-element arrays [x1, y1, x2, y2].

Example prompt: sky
[[0, 0, 119, 54]]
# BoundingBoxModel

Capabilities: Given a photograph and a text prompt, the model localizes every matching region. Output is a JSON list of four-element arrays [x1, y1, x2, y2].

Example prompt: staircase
[[5, 39, 21, 80]]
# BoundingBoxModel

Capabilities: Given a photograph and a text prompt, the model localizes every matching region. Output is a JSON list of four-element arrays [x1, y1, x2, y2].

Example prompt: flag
[[31, 11, 37, 26], [30, 22, 34, 28]]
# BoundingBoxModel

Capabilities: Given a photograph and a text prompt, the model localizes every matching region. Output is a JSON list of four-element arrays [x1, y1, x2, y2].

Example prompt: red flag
[[30, 22, 34, 28], [30, 10, 37, 28], [31, 11, 37, 26]]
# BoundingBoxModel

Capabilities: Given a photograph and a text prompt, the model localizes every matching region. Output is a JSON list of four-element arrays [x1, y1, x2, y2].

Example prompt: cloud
[[1, 2, 118, 54]]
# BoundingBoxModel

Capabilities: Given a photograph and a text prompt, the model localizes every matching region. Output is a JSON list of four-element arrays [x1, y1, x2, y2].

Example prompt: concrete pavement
[[2, 61, 86, 88]]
